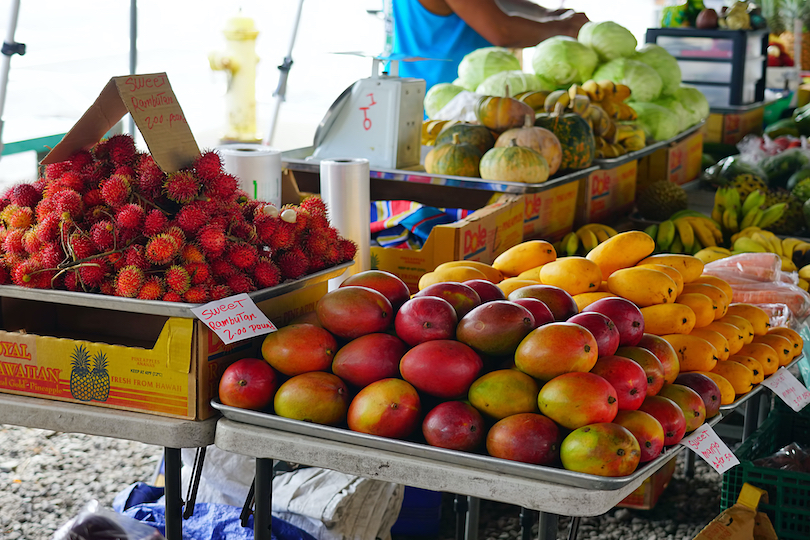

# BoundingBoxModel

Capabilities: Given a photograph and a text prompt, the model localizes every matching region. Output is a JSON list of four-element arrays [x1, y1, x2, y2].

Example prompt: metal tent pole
[[262, 0, 304, 147], [0, 0, 25, 159], [128, 0, 137, 136]]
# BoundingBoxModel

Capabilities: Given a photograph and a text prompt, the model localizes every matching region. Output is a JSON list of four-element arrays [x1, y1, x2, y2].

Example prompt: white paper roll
[[320, 158, 370, 289], [217, 143, 282, 208]]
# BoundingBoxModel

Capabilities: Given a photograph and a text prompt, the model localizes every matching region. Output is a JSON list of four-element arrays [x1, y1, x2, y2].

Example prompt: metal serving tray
[[0, 261, 353, 318], [593, 120, 706, 168], [719, 355, 803, 413], [211, 397, 721, 491], [282, 146, 597, 195]]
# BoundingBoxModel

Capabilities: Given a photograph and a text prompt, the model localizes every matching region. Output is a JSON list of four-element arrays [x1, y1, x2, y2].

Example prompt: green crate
[[721, 404, 810, 539]]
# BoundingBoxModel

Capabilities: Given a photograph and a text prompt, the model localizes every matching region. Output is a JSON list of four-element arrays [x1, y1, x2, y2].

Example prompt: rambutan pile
[[0, 134, 356, 303]]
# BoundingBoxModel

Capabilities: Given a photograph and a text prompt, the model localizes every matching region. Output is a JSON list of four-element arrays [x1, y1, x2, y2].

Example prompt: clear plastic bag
[[704, 253, 784, 283], [755, 303, 793, 329], [52, 500, 165, 540], [752, 442, 810, 473], [730, 281, 810, 320]]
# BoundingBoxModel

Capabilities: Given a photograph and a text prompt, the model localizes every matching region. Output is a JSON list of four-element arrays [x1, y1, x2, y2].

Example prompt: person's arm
[[445, 0, 588, 48]]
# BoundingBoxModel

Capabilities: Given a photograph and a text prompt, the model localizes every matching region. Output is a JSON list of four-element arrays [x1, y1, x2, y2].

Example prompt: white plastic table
[[0, 392, 217, 540], [215, 417, 685, 540]]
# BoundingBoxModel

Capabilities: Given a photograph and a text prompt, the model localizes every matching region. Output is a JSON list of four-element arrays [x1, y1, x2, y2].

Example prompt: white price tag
[[762, 367, 810, 412], [190, 293, 277, 344], [681, 423, 739, 474]]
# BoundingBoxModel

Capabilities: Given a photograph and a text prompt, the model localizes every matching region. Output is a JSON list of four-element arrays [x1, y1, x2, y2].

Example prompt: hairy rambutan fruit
[[226, 271, 255, 294], [162, 291, 183, 303], [115, 203, 145, 230], [176, 203, 210, 234], [90, 220, 115, 251], [300, 196, 327, 216], [185, 261, 211, 285], [255, 203, 279, 219], [3, 228, 26, 255], [82, 188, 105, 208], [276, 248, 309, 280], [12, 258, 45, 288], [97, 134, 137, 167], [145, 234, 179, 266], [124, 244, 149, 271], [115, 265, 144, 298], [79, 261, 109, 288], [69, 233, 97, 261], [197, 224, 226, 258], [322, 244, 341, 266], [56, 171, 86, 194], [101, 174, 132, 208], [229, 218, 256, 243], [63, 270, 80, 291], [165, 265, 191, 294], [193, 151, 223, 183], [253, 258, 281, 289], [40, 242, 65, 268], [209, 258, 238, 280], [209, 284, 233, 300], [106, 252, 125, 272], [338, 238, 358, 261], [180, 243, 206, 264], [87, 161, 113, 188], [143, 209, 169, 237], [22, 229, 42, 255], [304, 230, 329, 257], [183, 285, 210, 304], [268, 220, 297, 251], [164, 225, 186, 246], [204, 173, 238, 200], [307, 209, 329, 231], [164, 171, 200, 204], [3, 204, 34, 229], [10, 183, 41, 209], [68, 150, 94, 172], [138, 276, 166, 301], [44, 161, 70, 181], [0, 265, 8, 285], [116, 227, 141, 247], [35, 198, 56, 222], [254, 214, 279, 244], [136, 155, 167, 196], [227, 243, 258, 271], [114, 165, 136, 179]]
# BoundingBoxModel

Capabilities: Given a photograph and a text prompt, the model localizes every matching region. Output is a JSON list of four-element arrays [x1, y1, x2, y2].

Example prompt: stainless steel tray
[[0, 261, 353, 318], [593, 120, 706, 168], [282, 146, 596, 195], [719, 355, 803, 412], [211, 397, 721, 491]]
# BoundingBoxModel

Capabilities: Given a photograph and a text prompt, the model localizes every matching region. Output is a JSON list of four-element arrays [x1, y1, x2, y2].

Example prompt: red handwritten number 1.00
[[359, 94, 377, 131]]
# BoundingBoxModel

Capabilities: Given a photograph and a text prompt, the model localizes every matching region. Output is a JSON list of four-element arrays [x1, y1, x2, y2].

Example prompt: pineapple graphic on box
[[69, 345, 94, 401], [89, 351, 110, 401]]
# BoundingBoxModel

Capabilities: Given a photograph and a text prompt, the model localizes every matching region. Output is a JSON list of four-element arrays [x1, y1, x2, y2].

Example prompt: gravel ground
[[1, 422, 728, 540]]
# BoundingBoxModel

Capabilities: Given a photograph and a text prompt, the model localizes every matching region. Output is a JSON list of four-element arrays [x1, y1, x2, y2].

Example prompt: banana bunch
[[582, 80, 645, 157], [694, 245, 733, 264], [643, 210, 723, 255], [421, 119, 455, 146], [555, 223, 620, 256], [729, 226, 810, 272], [711, 187, 787, 237]]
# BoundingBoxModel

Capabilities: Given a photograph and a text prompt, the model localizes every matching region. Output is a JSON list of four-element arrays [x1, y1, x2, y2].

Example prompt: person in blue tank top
[[391, 0, 589, 91]]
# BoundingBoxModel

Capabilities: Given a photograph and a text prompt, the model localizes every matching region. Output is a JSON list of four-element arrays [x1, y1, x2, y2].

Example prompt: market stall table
[[0, 391, 216, 540]]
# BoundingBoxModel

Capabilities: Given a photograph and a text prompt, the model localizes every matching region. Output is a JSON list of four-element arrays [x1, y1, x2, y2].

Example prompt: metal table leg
[[465, 496, 480, 540], [742, 393, 762, 442], [454, 494, 468, 540], [163, 447, 183, 540], [520, 507, 535, 540], [254, 458, 274, 540], [567, 516, 581, 540], [537, 512, 558, 540], [684, 451, 696, 478]]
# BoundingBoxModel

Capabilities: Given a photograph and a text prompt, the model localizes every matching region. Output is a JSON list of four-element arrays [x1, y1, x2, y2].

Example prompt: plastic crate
[[391, 487, 443, 536], [721, 403, 810, 539]]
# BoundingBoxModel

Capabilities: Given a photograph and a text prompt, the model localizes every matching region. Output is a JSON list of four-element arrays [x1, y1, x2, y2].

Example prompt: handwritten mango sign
[[682, 423, 739, 474], [191, 293, 277, 345]]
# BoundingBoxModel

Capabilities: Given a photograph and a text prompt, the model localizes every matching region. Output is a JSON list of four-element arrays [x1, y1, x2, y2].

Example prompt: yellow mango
[[681, 283, 729, 320], [435, 260, 503, 283], [736, 342, 778, 376], [493, 240, 557, 277], [573, 291, 617, 311], [719, 315, 755, 345], [689, 328, 730, 361], [607, 267, 678, 307], [497, 278, 540, 297], [710, 361, 754, 395], [539, 256, 603, 296], [640, 304, 696, 335], [586, 231, 656, 278], [662, 334, 719, 372], [637, 263, 684, 296], [767, 326, 803, 358], [726, 303, 771, 335], [693, 371, 736, 405], [597, 280, 610, 292], [516, 266, 547, 281], [691, 275, 734, 302], [752, 334, 794, 366], [726, 355, 765, 384], [675, 293, 715, 328], [418, 266, 486, 290], [636, 254, 705, 283], [704, 321, 746, 355]]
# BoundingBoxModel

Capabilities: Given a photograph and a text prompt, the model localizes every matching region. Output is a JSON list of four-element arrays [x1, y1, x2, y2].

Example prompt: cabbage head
[[675, 85, 710, 123], [457, 47, 521, 91], [651, 96, 689, 132], [633, 44, 682, 96], [593, 58, 663, 103], [630, 102, 681, 141], [577, 21, 637, 61], [475, 71, 557, 97], [531, 36, 599, 87], [424, 83, 465, 119]]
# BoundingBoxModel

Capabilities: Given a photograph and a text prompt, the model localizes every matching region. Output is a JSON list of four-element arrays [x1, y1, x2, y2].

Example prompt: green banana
[[561, 231, 580, 256], [576, 227, 599, 253], [644, 223, 660, 241], [723, 186, 741, 213], [741, 190, 766, 216], [733, 236, 769, 253], [758, 203, 788, 229], [669, 209, 713, 221], [739, 208, 763, 230], [656, 220, 676, 251], [671, 235, 684, 254]]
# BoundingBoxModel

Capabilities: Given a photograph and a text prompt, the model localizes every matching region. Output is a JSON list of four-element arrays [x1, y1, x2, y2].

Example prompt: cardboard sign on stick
[[41, 72, 199, 173]]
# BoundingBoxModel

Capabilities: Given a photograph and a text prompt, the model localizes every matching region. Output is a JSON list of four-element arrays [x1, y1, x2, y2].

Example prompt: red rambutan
[[10, 183, 41, 209], [115, 265, 145, 298], [97, 134, 137, 167], [176, 203, 210, 234], [164, 171, 200, 204], [183, 285, 210, 304], [143, 209, 169, 237], [197, 224, 227, 258], [162, 291, 183, 302], [209, 284, 233, 300], [44, 161, 70, 181], [138, 277, 166, 300], [40, 242, 65, 268], [204, 173, 238, 201], [209, 258, 238, 280], [90, 220, 115, 251], [68, 150, 94, 172], [69, 233, 97, 261], [35, 198, 55, 222], [164, 225, 186, 247], [185, 261, 211, 285], [22, 229, 42, 255], [115, 203, 145, 230], [100, 174, 132, 208], [124, 244, 150, 271], [227, 242, 258, 271], [79, 261, 109, 288], [136, 155, 167, 196], [253, 258, 281, 289], [229, 218, 256, 243], [276, 248, 309, 280], [145, 234, 179, 266], [338, 238, 358, 261], [165, 265, 191, 294], [3, 205, 34, 229], [226, 272, 255, 294], [193, 151, 224, 183], [300, 196, 327, 216], [12, 258, 44, 288], [55, 171, 86, 194], [3, 228, 26, 255], [63, 270, 80, 291], [180, 243, 206, 264], [254, 214, 279, 244], [82, 188, 105, 208], [268, 220, 297, 251], [304, 230, 329, 257]]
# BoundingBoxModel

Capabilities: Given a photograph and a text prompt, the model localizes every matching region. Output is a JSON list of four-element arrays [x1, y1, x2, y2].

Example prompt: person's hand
[[553, 11, 589, 39]]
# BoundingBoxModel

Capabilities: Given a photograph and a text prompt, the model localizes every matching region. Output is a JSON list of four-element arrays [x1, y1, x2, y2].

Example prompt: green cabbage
[[652, 96, 689, 132], [577, 21, 637, 61], [629, 102, 681, 141], [632, 44, 682, 96], [531, 36, 599, 87], [424, 83, 465, 119], [593, 58, 663, 103], [457, 47, 521, 92], [675, 85, 710, 124], [475, 71, 556, 97]]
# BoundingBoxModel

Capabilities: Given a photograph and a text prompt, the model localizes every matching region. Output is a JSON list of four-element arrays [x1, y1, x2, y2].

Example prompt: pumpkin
[[494, 115, 563, 175], [480, 139, 549, 184], [515, 90, 551, 113], [534, 103, 595, 171], [475, 85, 535, 133], [434, 123, 496, 156], [424, 132, 482, 177]]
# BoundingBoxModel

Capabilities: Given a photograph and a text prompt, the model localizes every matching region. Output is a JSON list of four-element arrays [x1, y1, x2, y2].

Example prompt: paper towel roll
[[217, 143, 282, 208], [320, 158, 370, 289]]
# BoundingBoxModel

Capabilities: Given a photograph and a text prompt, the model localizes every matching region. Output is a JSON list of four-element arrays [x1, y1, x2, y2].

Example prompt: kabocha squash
[[535, 102, 595, 171], [475, 85, 535, 133], [424, 132, 482, 178], [515, 90, 551, 112], [480, 139, 549, 184], [495, 115, 563, 175], [434, 123, 496, 156]]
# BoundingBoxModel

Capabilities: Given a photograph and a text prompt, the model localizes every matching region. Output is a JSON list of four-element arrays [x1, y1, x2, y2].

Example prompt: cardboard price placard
[[191, 294, 277, 345], [682, 423, 739, 474], [762, 367, 810, 412]]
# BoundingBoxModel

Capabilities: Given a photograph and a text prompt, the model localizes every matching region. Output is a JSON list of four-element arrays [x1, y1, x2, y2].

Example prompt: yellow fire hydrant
[[209, 13, 261, 143]]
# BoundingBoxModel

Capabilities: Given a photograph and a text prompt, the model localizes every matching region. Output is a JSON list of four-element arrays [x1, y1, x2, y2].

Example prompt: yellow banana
[[597, 80, 616, 101], [695, 247, 731, 264], [544, 90, 570, 112], [613, 84, 632, 102], [750, 231, 775, 253], [656, 220, 676, 252], [600, 224, 619, 237], [581, 79, 604, 102], [782, 237, 802, 260], [673, 218, 695, 253], [759, 230, 783, 256], [781, 255, 798, 272], [733, 236, 769, 253], [576, 227, 599, 253], [739, 208, 763, 230], [577, 223, 610, 244], [568, 84, 587, 100], [799, 264, 810, 282], [686, 217, 717, 248]]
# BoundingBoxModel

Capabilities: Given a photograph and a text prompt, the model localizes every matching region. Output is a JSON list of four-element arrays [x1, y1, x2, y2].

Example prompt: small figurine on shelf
[[662, 0, 706, 28], [719, 1, 753, 30]]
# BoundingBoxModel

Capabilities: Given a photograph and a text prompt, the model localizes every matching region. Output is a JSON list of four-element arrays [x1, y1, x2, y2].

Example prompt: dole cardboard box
[[702, 103, 764, 145], [575, 160, 638, 228], [371, 194, 524, 293], [520, 178, 579, 242], [637, 129, 704, 192]]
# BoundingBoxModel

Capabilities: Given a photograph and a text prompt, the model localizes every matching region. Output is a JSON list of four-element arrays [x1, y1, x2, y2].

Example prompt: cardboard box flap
[[41, 73, 200, 173], [441, 194, 521, 230], [160, 318, 195, 373]]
